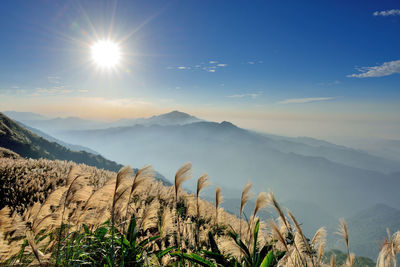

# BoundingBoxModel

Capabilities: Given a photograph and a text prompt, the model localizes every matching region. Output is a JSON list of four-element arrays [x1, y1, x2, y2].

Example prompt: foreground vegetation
[[0, 155, 399, 266]]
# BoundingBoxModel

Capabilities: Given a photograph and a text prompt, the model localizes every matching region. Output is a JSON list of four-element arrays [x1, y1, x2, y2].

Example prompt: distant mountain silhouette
[[3, 110, 203, 135], [3, 111, 49, 121], [56, 117, 400, 218]]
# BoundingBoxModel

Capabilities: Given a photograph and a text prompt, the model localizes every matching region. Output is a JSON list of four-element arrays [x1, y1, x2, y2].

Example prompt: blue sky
[[0, 0, 399, 141]]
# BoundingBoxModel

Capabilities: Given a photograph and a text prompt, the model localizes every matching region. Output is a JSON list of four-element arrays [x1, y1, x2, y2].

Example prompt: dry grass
[[0, 156, 398, 267], [0, 157, 114, 213]]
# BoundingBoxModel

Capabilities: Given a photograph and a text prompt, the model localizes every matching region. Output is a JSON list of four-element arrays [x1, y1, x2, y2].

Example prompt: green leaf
[[95, 227, 108, 239], [122, 236, 130, 247], [202, 250, 228, 266], [260, 250, 275, 267], [252, 220, 260, 264], [156, 246, 176, 259], [83, 224, 90, 235], [126, 214, 137, 244], [208, 231, 221, 254], [171, 252, 217, 267]]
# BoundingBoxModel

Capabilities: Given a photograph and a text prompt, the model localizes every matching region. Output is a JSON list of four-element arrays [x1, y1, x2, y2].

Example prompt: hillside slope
[[0, 112, 122, 172]]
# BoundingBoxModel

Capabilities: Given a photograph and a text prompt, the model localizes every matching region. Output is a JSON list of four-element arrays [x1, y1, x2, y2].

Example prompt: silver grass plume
[[376, 229, 400, 267], [196, 173, 210, 220], [287, 209, 312, 267], [175, 162, 192, 200], [336, 218, 350, 256], [240, 182, 252, 240], [268, 192, 291, 232], [174, 162, 192, 245]]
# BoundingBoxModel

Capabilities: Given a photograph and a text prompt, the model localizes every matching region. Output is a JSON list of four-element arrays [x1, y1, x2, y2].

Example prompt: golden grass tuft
[[240, 182, 252, 215], [174, 162, 192, 199], [336, 218, 350, 255]]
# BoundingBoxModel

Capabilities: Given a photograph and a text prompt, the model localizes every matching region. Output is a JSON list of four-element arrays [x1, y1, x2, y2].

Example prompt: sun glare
[[90, 40, 121, 69]]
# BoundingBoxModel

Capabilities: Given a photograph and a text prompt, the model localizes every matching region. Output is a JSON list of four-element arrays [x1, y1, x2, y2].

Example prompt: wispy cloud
[[347, 59, 400, 78], [77, 97, 152, 107], [32, 86, 73, 96], [228, 92, 262, 99], [245, 60, 263, 65], [373, 9, 400, 16], [317, 80, 340, 86], [168, 60, 228, 73], [47, 76, 61, 84], [278, 97, 334, 104]]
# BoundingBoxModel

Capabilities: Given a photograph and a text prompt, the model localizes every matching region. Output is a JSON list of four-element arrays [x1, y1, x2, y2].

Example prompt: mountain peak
[[158, 110, 194, 119], [144, 110, 201, 126], [220, 121, 237, 128]]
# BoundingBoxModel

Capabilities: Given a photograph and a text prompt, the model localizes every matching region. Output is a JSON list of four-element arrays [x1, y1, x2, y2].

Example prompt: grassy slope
[[0, 112, 123, 172]]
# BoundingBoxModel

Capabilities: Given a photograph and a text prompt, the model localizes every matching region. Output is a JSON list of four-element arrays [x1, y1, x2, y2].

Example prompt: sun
[[90, 40, 121, 69]]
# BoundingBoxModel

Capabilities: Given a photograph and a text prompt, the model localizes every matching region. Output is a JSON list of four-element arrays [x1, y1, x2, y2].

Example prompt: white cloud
[[373, 9, 400, 16], [78, 89, 89, 93], [177, 66, 188, 70], [228, 92, 262, 99], [208, 69, 216, 73], [247, 61, 255, 64], [217, 63, 227, 67], [278, 97, 334, 104], [209, 60, 218, 64], [347, 59, 400, 78]]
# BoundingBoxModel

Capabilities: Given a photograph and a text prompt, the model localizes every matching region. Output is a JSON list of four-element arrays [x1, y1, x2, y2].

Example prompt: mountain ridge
[[0, 112, 123, 172]]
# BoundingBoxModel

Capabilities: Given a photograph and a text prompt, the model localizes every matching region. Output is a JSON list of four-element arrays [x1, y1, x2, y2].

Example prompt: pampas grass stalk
[[270, 219, 296, 267], [336, 218, 350, 256], [248, 192, 269, 246], [268, 192, 291, 232], [195, 174, 209, 248], [111, 166, 133, 264], [330, 254, 336, 267], [26, 231, 42, 265], [56, 165, 82, 264], [124, 165, 153, 233], [287, 210, 310, 267], [240, 182, 252, 240], [174, 162, 192, 246], [215, 186, 222, 227], [377, 229, 400, 267]]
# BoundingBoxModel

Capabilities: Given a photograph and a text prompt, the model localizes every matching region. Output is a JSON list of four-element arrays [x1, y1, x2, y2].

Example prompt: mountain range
[[45, 116, 399, 216], [3, 110, 202, 136], [3, 110, 400, 258]]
